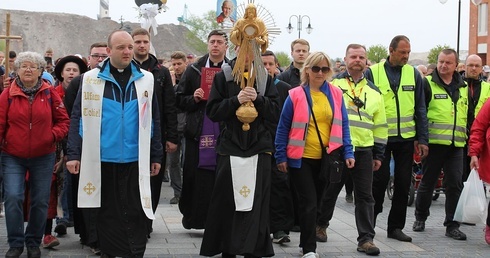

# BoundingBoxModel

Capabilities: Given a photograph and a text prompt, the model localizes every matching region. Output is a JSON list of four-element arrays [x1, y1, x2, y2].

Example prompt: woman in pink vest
[[275, 51, 355, 258]]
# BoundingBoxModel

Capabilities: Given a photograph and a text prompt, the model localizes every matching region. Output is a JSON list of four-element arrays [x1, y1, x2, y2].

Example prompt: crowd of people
[[2, 8, 490, 257]]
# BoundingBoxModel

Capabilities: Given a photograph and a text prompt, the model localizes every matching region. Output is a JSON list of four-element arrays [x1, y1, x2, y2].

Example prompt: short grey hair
[[14, 51, 46, 70]]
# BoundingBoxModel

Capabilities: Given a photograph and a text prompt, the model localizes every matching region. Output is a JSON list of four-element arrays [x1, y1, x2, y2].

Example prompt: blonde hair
[[300, 51, 333, 85]]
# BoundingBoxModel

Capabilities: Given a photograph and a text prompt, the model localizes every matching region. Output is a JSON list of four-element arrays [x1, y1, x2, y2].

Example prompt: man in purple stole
[[175, 30, 230, 229]]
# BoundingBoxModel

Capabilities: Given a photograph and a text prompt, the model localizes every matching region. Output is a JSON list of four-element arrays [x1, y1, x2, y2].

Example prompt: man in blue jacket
[[66, 30, 163, 257]]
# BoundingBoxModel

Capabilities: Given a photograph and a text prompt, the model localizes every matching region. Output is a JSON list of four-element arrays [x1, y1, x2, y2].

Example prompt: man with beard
[[366, 35, 428, 243], [66, 30, 163, 257], [321, 44, 387, 255], [132, 28, 178, 236]]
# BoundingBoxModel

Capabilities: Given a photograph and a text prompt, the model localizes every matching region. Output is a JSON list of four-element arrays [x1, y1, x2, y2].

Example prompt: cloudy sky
[[2, 0, 474, 59]]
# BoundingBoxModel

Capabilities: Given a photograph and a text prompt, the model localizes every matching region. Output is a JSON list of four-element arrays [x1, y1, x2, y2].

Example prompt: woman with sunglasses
[[275, 51, 355, 258]]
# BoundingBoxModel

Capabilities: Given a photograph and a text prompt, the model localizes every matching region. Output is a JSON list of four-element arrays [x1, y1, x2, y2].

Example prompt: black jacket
[[137, 54, 179, 145], [175, 54, 230, 141], [205, 59, 280, 157], [277, 62, 301, 88]]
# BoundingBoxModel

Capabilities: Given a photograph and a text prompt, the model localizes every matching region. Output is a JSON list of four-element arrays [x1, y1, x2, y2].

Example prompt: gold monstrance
[[230, 2, 268, 131]]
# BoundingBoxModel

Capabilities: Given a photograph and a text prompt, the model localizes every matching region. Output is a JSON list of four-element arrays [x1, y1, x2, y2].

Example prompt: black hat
[[55, 55, 88, 82]]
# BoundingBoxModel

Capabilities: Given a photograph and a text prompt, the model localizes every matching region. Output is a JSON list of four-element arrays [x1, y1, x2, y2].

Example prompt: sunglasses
[[311, 66, 331, 73]]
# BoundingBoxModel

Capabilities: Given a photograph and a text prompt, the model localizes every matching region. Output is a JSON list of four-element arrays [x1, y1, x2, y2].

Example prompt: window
[[478, 3, 488, 36]]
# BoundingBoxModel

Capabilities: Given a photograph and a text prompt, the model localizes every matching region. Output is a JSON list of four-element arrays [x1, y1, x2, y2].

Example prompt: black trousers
[[415, 144, 463, 229], [289, 158, 326, 254], [269, 156, 294, 233], [372, 141, 414, 232], [318, 150, 376, 244]]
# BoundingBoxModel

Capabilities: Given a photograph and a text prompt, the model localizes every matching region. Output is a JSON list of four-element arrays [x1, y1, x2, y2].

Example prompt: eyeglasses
[[19, 65, 40, 71], [90, 54, 108, 59], [311, 66, 330, 73]]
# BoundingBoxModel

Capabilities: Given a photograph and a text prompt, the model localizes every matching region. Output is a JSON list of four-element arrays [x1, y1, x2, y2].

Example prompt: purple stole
[[198, 114, 220, 170]]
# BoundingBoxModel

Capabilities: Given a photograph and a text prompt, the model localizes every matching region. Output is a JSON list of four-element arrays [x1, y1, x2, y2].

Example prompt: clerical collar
[[206, 58, 223, 68], [109, 63, 131, 75]]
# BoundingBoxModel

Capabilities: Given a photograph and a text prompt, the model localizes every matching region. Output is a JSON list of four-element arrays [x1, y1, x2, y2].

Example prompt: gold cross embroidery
[[239, 186, 251, 198], [83, 182, 96, 195], [200, 135, 215, 148]]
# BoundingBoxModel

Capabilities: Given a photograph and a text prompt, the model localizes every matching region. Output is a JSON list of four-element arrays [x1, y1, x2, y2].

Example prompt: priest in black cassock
[[200, 3, 279, 257]]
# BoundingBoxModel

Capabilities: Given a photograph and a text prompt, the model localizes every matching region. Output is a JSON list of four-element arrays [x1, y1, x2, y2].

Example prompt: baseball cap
[[483, 65, 490, 73], [187, 54, 195, 59]]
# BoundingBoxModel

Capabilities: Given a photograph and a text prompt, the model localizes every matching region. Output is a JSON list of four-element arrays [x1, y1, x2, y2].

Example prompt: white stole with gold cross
[[78, 68, 155, 220], [230, 155, 258, 211]]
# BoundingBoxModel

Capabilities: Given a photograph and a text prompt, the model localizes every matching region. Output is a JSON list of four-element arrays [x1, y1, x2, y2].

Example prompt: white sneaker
[[302, 252, 319, 258]]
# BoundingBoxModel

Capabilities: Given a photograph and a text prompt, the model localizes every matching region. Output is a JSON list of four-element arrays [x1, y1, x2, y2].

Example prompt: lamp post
[[439, 0, 482, 56], [287, 15, 313, 39]]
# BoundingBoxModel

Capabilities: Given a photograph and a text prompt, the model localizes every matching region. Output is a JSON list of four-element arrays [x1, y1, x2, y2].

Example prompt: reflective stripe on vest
[[332, 78, 388, 146], [370, 62, 416, 138], [286, 84, 344, 159], [426, 77, 468, 147]]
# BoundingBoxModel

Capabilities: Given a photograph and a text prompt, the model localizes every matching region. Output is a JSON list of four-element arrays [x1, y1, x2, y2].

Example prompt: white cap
[[483, 65, 490, 73]]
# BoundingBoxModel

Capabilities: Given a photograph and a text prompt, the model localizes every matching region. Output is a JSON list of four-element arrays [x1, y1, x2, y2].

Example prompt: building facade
[[469, 0, 489, 64]]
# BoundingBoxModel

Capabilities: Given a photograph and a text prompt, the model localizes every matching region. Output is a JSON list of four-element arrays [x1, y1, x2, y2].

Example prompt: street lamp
[[287, 15, 313, 39], [439, 0, 482, 56]]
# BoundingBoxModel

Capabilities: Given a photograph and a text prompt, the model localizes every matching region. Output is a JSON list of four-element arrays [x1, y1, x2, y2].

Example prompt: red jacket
[[469, 99, 490, 183], [0, 80, 70, 158]]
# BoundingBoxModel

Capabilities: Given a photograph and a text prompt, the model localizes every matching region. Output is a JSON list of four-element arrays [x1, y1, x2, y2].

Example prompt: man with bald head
[[66, 30, 163, 257], [463, 54, 490, 181]]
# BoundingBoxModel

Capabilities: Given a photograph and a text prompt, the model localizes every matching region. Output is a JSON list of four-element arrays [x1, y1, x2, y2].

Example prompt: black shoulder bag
[[302, 87, 344, 183]]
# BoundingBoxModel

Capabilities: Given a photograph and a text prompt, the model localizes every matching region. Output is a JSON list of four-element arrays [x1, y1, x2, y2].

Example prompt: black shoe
[[388, 229, 412, 242], [290, 225, 300, 232], [272, 231, 290, 244], [54, 222, 67, 235], [412, 220, 425, 232], [26, 246, 41, 258], [169, 196, 180, 204], [5, 247, 23, 258], [446, 228, 467, 240]]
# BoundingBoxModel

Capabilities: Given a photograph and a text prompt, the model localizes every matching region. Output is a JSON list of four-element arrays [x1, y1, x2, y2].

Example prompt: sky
[[1, 0, 474, 59]]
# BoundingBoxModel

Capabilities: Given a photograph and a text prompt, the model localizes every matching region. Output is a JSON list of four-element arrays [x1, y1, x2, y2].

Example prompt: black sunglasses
[[311, 66, 331, 73]]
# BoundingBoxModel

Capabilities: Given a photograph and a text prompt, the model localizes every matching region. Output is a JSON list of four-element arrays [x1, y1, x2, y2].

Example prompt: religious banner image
[[216, 0, 237, 28]]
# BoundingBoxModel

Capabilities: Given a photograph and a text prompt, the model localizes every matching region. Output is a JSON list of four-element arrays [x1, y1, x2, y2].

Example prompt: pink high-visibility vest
[[286, 84, 344, 159]]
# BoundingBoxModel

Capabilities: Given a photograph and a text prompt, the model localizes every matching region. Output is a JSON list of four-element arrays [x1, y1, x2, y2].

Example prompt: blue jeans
[[166, 134, 183, 197], [56, 166, 71, 225], [2, 152, 55, 248]]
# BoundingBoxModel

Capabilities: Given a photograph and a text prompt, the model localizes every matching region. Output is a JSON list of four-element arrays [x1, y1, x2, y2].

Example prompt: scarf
[[197, 58, 223, 170], [198, 115, 220, 170], [16, 77, 42, 103]]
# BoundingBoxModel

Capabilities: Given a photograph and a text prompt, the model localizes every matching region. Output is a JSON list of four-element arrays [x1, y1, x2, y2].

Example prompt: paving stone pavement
[[0, 182, 489, 257]]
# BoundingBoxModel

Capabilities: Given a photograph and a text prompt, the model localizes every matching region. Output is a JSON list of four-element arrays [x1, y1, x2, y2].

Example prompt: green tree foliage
[[0, 40, 5, 52], [367, 44, 388, 63], [275, 51, 291, 68], [427, 44, 451, 65], [185, 10, 220, 54]]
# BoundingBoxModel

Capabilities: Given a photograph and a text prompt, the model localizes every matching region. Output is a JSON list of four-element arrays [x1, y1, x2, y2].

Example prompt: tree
[[275, 51, 291, 68], [184, 10, 220, 54], [427, 44, 451, 65], [367, 44, 388, 63]]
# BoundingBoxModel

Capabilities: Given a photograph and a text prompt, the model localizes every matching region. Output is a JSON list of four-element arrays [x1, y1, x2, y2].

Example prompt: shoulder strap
[[302, 86, 325, 149]]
